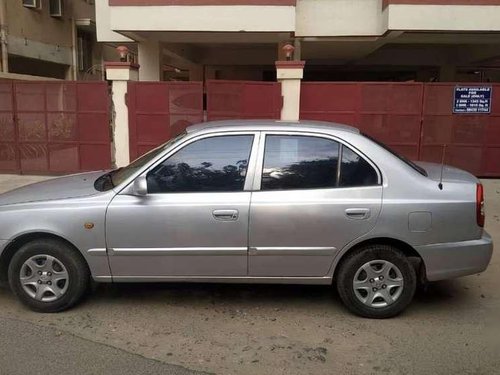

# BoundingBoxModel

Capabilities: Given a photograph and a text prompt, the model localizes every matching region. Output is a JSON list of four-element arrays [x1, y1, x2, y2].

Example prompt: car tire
[[8, 238, 90, 313], [336, 244, 416, 319]]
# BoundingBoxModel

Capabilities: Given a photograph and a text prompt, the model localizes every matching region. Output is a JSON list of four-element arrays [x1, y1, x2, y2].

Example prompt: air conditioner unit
[[49, 0, 63, 17], [22, 0, 37, 8]]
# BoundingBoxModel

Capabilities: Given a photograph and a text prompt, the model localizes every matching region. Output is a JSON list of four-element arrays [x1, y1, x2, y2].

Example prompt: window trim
[[253, 131, 382, 192], [49, 0, 63, 17], [121, 131, 260, 195]]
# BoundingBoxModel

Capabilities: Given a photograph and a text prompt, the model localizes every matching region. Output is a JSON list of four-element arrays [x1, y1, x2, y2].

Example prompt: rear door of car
[[248, 131, 383, 277]]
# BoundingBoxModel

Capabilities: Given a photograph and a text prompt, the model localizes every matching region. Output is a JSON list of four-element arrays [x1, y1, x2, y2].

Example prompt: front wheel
[[8, 239, 90, 313], [336, 244, 417, 319]]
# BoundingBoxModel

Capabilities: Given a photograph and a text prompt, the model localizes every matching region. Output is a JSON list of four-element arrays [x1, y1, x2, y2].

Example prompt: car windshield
[[363, 133, 427, 177], [94, 132, 188, 191]]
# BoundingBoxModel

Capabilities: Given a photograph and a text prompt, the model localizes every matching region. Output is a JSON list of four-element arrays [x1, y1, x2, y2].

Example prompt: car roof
[[186, 119, 360, 134]]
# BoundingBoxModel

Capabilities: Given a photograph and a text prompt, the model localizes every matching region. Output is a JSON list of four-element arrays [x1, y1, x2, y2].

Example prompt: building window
[[77, 31, 93, 72], [49, 0, 63, 17], [22, 0, 41, 9]]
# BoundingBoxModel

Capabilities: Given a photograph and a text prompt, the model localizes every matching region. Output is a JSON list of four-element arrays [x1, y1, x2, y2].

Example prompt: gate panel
[[0, 81, 111, 175], [300, 83, 359, 125], [206, 80, 281, 121], [0, 82, 16, 172], [127, 81, 203, 160], [420, 83, 500, 176], [300, 82, 424, 160], [75, 83, 112, 172]]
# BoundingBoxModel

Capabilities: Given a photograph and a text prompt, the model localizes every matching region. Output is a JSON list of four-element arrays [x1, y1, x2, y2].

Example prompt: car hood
[[414, 161, 479, 184], [0, 171, 107, 206]]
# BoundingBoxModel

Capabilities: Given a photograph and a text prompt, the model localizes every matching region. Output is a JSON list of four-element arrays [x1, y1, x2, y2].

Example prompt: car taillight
[[476, 183, 485, 228]]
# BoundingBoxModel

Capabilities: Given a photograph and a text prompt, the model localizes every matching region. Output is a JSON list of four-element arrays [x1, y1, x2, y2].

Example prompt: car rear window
[[363, 134, 427, 177]]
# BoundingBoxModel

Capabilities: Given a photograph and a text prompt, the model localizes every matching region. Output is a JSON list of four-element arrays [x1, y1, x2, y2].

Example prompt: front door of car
[[106, 132, 258, 278], [248, 132, 383, 277]]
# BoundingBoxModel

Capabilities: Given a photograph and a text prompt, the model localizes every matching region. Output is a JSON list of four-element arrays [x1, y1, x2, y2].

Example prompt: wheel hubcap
[[353, 260, 404, 308], [19, 255, 69, 302]]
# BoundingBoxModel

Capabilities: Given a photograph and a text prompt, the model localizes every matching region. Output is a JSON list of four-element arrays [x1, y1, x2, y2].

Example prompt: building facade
[[0, 0, 121, 80], [96, 0, 500, 82]]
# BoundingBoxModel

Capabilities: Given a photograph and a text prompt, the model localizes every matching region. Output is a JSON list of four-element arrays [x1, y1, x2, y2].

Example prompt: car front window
[[94, 132, 187, 191], [146, 135, 254, 193]]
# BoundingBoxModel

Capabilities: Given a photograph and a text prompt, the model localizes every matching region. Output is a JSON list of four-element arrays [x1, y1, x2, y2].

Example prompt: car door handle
[[212, 209, 239, 221], [345, 208, 371, 220]]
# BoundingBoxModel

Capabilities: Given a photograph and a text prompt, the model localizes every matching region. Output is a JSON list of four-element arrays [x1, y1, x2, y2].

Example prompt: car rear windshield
[[363, 134, 427, 177]]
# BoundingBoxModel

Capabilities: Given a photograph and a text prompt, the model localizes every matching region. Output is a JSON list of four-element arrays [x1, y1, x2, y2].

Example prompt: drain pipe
[[0, 0, 8, 72]]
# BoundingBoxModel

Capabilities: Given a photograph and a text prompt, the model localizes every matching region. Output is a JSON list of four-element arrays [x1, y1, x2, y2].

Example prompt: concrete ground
[[0, 174, 499, 375]]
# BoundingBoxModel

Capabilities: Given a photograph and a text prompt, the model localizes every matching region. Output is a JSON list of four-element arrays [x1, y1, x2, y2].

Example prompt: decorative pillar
[[105, 61, 139, 168], [276, 55, 305, 121]]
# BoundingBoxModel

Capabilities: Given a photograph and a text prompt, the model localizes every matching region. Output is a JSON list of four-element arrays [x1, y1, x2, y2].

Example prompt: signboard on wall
[[453, 86, 492, 114]]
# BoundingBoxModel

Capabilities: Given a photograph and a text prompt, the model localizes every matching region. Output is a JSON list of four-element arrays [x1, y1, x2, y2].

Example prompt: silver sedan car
[[0, 120, 493, 318]]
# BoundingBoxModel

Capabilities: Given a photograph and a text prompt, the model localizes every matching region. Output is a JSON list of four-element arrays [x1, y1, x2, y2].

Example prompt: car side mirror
[[132, 175, 148, 196]]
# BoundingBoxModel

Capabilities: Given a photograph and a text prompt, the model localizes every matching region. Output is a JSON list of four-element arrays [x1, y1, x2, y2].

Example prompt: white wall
[[387, 4, 500, 31], [108, 5, 295, 33], [96, 0, 133, 42], [295, 0, 386, 37]]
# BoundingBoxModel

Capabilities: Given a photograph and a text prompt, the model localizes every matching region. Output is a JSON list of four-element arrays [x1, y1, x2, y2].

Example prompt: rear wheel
[[336, 244, 416, 319], [8, 239, 90, 313]]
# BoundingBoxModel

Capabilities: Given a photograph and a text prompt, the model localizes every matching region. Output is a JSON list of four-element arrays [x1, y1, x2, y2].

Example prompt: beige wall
[[3, 0, 106, 80], [6, 0, 72, 48]]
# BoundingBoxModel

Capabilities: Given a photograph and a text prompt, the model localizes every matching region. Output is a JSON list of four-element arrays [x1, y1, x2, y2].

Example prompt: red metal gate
[[300, 82, 424, 161], [206, 80, 281, 121], [420, 83, 500, 177], [300, 82, 500, 177], [127, 81, 203, 160], [0, 81, 111, 174]]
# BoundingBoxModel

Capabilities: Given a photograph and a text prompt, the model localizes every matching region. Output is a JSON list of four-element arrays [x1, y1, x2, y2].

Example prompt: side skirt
[[95, 276, 333, 285]]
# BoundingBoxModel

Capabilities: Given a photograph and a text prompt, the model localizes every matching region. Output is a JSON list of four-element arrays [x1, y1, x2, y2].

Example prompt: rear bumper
[[415, 232, 493, 282]]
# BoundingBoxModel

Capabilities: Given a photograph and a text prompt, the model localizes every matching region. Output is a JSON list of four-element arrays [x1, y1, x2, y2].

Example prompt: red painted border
[[383, 0, 500, 8], [109, 0, 295, 5], [104, 62, 140, 69], [275, 60, 305, 69]]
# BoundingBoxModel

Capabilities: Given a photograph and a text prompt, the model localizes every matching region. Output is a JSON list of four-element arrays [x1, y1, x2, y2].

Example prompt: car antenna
[[438, 144, 447, 191]]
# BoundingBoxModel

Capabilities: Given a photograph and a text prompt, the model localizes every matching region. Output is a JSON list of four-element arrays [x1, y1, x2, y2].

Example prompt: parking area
[[0, 174, 498, 375]]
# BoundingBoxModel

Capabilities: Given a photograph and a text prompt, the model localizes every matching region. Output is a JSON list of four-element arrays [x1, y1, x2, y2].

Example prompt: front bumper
[[0, 240, 9, 283], [415, 231, 493, 282]]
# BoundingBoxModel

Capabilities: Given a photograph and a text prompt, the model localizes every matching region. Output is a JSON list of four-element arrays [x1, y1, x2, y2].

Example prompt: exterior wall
[[5, 1, 73, 48], [96, 0, 133, 42], [108, 5, 295, 32], [296, 0, 386, 37], [99, 0, 500, 39], [2, 0, 106, 80], [385, 4, 500, 31]]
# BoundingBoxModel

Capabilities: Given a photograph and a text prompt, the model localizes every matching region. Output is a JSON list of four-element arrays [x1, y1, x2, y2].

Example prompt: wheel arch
[[0, 232, 89, 283], [332, 237, 426, 283]]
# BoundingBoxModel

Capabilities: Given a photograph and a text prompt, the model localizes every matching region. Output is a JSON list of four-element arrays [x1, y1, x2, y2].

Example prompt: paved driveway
[[0, 174, 498, 375]]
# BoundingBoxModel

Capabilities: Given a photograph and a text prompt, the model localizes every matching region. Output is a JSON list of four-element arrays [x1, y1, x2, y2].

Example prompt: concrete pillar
[[105, 62, 139, 167], [276, 60, 305, 122], [138, 40, 161, 81]]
